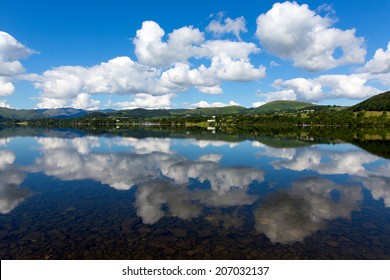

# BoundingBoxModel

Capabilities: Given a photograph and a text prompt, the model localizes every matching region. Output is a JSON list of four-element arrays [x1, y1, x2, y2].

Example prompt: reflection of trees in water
[[352, 140, 390, 160], [1, 125, 390, 158]]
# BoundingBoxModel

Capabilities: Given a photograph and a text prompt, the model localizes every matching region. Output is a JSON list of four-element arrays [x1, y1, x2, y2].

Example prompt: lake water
[[1, 126, 389, 259]]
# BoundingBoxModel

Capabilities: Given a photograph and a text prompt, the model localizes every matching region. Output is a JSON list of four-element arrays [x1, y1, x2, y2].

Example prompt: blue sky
[[0, 0, 390, 110]]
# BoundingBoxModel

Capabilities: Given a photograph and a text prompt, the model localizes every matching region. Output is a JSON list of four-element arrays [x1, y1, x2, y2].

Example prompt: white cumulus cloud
[[134, 21, 204, 67], [163, 63, 218, 88], [196, 85, 223, 95], [114, 93, 175, 110], [203, 40, 259, 59], [188, 100, 239, 108], [363, 42, 390, 74], [256, 1, 366, 71], [0, 31, 34, 97], [0, 77, 15, 97], [0, 31, 34, 76], [27, 19, 267, 109], [0, 98, 11, 108], [32, 56, 172, 109], [207, 15, 247, 40], [257, 74, 381, 103], [71, 93, 100, 110], [258, 89, 297, 102], [211, 53, 266, 81], [161, 49, 264, 94]]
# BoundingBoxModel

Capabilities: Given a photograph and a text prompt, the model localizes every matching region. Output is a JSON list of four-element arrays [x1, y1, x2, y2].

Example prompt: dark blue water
[[0, 127, 389, 259]]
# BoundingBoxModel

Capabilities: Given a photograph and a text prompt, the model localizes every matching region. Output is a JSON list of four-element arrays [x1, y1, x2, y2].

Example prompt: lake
[[0, 126, 389, 259]]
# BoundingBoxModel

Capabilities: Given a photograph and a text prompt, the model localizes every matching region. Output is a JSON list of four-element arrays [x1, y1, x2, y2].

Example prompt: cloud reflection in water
[[2, 133, 388, 245], [28, 136, 265, 224], [135, 179, 260, 224], [260, 144, 390, 209], [30, 137, 265, 194], [0, 150, 31, 214], [254, 177, 362, 243]]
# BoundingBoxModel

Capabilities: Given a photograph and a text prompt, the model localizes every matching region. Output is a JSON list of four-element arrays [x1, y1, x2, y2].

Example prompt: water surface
[[0, 127, 389, 259]]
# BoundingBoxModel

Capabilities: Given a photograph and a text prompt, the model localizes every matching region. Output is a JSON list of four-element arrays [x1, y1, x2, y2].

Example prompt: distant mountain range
[[1, 91, 389, 121], [0, 107, 89, 120]]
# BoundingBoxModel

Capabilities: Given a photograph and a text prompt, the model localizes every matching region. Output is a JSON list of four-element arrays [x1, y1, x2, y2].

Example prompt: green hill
[[3, 91, 389, 122], [177, 105, 247, 116], [111, 108, 171, 118], [253, 100, 314, 113], [0, 107, 43, 120], [37, 108, 88, 119], [348, 91, 390, 111]]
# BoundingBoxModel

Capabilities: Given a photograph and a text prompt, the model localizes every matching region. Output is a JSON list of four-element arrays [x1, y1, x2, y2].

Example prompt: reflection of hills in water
[[0, 125, 340, 147], [351, 140, 390, 160], [249, 135, 312, 148], [0, 126, 88, 139], [1, 126, 390, 158]]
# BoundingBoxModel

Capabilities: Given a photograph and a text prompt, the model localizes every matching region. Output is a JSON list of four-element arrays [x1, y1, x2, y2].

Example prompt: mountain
[[348, 91, 390, 111], [37, 108, 89, 119], [0, 107, 43, 120], [253, 100, 314, 113], [0, 102, 329, 121], [3, 92, 388, 121], [83, 106, 247, 119], [0, 107, 97, 120]]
